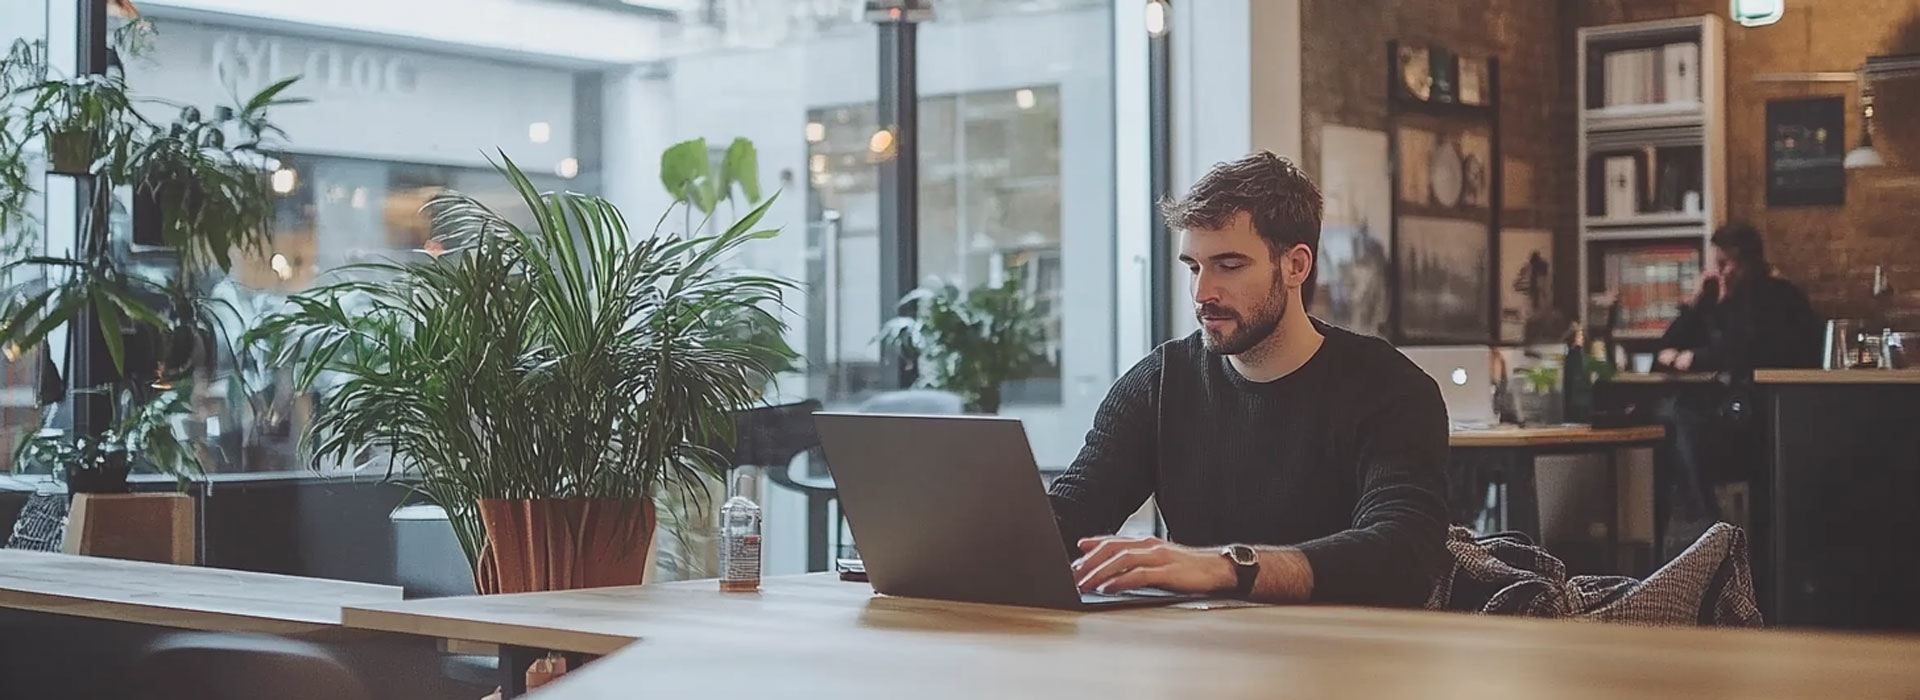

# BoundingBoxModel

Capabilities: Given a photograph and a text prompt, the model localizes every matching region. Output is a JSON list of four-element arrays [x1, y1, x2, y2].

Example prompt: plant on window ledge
[[878, 273, 1052, 414], [0, 31, 304, 492]]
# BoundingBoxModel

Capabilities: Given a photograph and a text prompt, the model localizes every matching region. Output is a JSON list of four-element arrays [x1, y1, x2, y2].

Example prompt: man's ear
[[1286, 244, 1314, 287]]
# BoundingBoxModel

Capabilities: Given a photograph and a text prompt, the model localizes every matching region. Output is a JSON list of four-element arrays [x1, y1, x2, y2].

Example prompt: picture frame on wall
[[1397, 216, 1492, 343], [1499, 228, 1559, 344], [1315, 125, 1393, 337], [1765, 96, 1846, 207]]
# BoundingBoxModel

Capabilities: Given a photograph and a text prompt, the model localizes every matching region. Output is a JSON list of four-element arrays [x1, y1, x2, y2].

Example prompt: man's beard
[[1198, 284, 1288, 356]]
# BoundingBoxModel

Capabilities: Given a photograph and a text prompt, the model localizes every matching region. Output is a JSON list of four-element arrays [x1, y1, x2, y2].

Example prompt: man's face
[[1179, 211, 1295, 355], [1711, 245, 1745, 287]]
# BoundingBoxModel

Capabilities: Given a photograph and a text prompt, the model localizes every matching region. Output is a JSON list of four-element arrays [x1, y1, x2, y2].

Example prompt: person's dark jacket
[[1659, 275, 1822, 372]]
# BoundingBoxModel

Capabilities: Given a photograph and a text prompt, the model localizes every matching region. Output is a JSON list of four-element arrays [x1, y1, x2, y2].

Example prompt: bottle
[[1562, 326, 1593, 423], [718, 470, 763, 593]]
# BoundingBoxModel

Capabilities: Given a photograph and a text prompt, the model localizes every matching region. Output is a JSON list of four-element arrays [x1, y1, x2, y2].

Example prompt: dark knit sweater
[[1047, 322, 1452, 607]]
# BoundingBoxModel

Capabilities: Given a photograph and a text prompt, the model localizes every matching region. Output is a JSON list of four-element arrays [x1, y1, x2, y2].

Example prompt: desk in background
[[336, 573, 1920, 700], [1601, 369, 1920, 630], [1449, 424, 1667, 574]]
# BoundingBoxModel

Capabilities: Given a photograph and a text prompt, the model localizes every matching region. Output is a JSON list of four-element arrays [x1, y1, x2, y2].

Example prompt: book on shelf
[[1604, 156, 1638, 219], [1598, 41, 1701, 108], [1602, 245, 1700, 335]]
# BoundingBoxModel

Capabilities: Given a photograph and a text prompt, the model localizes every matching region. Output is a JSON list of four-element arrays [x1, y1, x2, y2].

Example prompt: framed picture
[[1765, 96, 1846, 207], [1315, 125, 1392, 337], [1396, 216, 1491, 343], [1499, 228, 1558, 343], [1397, 126, 1435, 205]]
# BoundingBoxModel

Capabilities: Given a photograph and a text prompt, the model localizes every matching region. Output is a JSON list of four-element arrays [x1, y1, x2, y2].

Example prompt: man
[[1048, 152, 1450, 608], [1657, 223, 1822, 372], [1653, 224, 1820, 551]]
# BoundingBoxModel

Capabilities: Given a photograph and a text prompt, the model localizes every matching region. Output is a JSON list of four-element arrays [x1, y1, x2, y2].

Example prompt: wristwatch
[[1221, 544, 1259, 598]]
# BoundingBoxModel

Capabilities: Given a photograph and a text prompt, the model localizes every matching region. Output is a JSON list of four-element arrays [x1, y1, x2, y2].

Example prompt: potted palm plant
[[252, 154, 795, 594], [879, 273, 1052, 414]]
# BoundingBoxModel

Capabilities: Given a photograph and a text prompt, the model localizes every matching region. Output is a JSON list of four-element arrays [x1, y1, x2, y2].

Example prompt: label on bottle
[[721, 534, 761, 584]]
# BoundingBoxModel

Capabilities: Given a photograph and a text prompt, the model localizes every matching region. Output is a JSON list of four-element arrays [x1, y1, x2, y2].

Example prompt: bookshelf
[[1577, 15, 1726, 348]]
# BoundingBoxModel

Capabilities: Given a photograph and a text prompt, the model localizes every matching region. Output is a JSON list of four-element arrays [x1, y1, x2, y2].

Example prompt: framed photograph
[[1396, 216, 1491, 342], [1397, 126, 1435, 205], [1315, 125, 1392, 337], [1499, 228, 1559, 343], [1765, 96, 1845, 207]]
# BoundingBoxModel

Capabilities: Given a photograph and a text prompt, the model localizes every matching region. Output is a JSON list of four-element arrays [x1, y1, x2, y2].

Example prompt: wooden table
[[1449, 423, 1666, 448], [1448, 424, 1668, 574], [340, 573, 1920, 700], [0, 549, 403, 636]]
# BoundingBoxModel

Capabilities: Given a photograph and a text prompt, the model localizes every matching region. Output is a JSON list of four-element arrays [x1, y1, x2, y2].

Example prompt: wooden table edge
[[0, 588, 352, 637], [340, 604, 637, 656], [1449, 425, 1667, 448]]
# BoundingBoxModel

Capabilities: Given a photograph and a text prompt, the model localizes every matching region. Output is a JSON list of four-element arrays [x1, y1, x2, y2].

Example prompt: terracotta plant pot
[[474, 497, 656, 595]]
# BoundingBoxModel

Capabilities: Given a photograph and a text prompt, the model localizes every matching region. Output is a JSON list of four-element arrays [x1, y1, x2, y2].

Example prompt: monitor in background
[[1397, 345, 1497, 429]]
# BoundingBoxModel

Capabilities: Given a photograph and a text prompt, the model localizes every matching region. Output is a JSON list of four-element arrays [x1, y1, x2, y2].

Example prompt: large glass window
[[915, 0, 1115, 471], [0, 1, 52, 473], [121, 11, 607, 474]]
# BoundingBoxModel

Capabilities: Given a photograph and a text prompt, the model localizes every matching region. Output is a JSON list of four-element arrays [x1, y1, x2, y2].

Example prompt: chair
[[389, 504, 499, 688], [4, 490, 68, 552], [739, 391, 965, 572], [129, 632, 371, 700]]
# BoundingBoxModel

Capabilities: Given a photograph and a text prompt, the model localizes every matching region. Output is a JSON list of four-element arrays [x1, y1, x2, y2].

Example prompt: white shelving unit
[[1576, 15, 1726, 341]]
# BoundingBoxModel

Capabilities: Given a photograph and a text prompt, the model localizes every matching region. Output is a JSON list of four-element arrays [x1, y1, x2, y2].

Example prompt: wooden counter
[[1449, 424, 1665, 449], [0, 549, 403, 636], [1607, 369, 1920, 384], [500, 574, 1920, 700]]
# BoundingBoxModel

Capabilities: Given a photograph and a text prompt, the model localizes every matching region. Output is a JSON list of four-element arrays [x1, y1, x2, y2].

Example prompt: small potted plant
[[879, 273, 1052, 414]]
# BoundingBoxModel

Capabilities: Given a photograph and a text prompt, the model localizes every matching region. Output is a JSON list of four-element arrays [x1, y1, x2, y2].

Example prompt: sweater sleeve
[[1292, 372, 1452, 607], [1046, 352, 1160, 556]]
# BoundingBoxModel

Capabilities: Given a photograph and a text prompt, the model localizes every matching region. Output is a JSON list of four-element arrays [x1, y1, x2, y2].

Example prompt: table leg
[[500, 644, 538, 698], [1606, 447, 1621, 575], [500, 646, 589, 698]]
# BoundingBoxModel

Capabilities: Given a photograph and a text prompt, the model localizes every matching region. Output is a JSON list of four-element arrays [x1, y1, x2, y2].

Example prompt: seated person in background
[[1657, 223, 1822, 372], [1047, 152, 1450, 608]]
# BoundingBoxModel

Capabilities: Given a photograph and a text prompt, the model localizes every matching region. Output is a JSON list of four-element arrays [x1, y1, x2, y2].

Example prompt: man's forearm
[[1247, 546, 1314, 604]]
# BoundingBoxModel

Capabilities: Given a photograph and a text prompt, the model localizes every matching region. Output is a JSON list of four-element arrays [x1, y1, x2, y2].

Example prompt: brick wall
[[1300, 0, 1581, 331], [1583, 0, 1920, 327]]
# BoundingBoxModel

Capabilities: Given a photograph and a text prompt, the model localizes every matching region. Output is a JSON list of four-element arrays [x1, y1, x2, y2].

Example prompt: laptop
[[1397, 345, 1498, 429], [812, 412, 1201, 611]]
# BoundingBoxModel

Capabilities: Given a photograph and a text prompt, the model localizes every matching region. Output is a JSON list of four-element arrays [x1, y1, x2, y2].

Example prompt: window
[[914, 0, 1116, 470], [1, 1, 53, 472], [122, 9, 608, 474]]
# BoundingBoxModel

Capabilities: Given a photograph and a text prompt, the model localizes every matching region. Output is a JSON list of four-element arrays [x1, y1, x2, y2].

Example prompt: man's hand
[[1658, 348, 1696, 371], [1691, 271, 1727, 307], [1070, 536, 1235, 595]]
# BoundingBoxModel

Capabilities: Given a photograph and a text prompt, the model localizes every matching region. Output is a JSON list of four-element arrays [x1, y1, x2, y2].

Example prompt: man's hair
[[1710, 222, 1766, 268], [1160, 151, 1324, 260]]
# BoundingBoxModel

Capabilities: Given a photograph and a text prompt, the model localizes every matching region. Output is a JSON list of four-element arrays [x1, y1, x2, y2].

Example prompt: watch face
[[1225, 544, 1259, 567]]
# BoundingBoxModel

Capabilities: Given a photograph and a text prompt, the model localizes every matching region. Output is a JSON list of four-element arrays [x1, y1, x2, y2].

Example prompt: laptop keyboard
[[1080, 587, 1184, 604]]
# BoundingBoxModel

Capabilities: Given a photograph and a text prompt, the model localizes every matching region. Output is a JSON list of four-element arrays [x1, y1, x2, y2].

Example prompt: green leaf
[[244, 76, 303, 114], [92, 293, 126, 373], [721, 137, 760, 204], [660, 138, 714, 214]]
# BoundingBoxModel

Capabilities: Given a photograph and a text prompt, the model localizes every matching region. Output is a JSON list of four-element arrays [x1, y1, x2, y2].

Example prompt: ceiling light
[[556, 157, 580, 179], [1144, 0, 1169, 37], [805, 122, 826, 143], [270, 168, 297, 194], [1731, 0, 1784, 27], [1015, 89, 1036, 110], [528, 122, 552, 144]]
